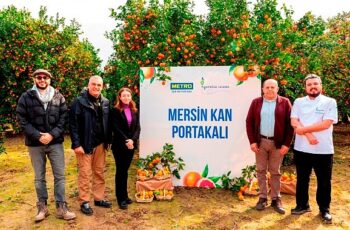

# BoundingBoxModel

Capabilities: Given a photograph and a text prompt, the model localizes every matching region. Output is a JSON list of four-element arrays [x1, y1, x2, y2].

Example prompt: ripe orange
[[183, 171, 201, 187], [246, 65, 260, 78], [233, 66, 248, 81], [142, 67, 155, 79], [280, 79, 288, 86]]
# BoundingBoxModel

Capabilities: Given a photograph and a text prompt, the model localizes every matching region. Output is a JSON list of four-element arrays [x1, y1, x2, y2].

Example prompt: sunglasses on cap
[[35, 75, 50, 80]]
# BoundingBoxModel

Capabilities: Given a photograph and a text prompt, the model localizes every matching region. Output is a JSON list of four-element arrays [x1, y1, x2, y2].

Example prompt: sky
[[0, 0, 349, 67]]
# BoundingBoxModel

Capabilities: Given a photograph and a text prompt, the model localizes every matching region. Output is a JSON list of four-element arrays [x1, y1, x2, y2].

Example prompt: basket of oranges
[[135, 190, 154, 203], [154, 167, 172, 180], [154, 189, 174, 201], [280, 172, 296, 195], [136, 169, 154, 181]]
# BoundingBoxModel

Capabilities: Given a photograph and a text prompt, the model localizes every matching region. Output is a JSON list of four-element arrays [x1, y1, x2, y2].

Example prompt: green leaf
[[229, 64, 236, 76], [230, 41, 237, 50], [236, 81, 244, 86], [215, 184, 222, 188], [150, 76, 155, 84], [139, 69, 145, 83], [202, 164, 209, 178], [208, 176, 221, 183], [257, 74, 262, 80]]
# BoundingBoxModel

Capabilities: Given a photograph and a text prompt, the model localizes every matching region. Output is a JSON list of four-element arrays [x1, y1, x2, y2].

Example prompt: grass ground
[[0, 125, 349, 229]]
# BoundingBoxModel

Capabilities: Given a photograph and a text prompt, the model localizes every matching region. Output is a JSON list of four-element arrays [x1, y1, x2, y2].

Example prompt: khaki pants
[[255, 138, 283, 199], [76, 144, 106, 204]]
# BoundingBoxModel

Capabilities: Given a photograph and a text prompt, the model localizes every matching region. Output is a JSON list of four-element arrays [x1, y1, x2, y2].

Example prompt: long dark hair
[[114, 87, 138, 113]]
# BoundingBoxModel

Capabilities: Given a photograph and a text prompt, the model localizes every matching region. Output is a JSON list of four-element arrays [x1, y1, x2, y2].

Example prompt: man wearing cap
[[291, 74, 337, 224], [16, 69, 76, 222], [69, 75, 111, 216]]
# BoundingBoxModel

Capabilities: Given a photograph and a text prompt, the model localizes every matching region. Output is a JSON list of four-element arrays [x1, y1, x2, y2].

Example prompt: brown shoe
[[256, 198, 268, 211], [35, 201, 49, 222], [271, 198, 285, 214], [56, 202, 76, 220]]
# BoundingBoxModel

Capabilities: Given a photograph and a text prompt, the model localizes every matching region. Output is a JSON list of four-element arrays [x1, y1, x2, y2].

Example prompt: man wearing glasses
[[16, 69, 76, 222], [291, 74, 338, 224]]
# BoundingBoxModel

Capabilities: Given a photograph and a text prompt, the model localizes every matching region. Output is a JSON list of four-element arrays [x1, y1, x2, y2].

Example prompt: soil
[[0, 124, 349, 229]]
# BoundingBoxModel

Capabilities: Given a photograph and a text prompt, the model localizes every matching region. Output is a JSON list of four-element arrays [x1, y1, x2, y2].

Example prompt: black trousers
[[293, 149, 333, 213], [112, 147, 135, 203]]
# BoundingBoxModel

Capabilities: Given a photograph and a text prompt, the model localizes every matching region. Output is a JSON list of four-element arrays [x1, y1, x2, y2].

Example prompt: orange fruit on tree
[[280, 79, 288, 86], [246, 65, 260, 78], [183, 171, 201, 187]]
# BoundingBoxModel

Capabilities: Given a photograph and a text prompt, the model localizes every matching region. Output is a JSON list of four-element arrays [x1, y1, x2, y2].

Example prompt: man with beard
[[290, 74, 338, 224], [16, 69, 76, 222]]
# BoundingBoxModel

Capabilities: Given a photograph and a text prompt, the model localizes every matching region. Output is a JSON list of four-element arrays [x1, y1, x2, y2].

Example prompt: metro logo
[[170, 83, 194, 90]]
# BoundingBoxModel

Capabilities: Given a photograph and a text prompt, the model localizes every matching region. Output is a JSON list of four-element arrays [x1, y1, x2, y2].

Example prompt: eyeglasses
[[35, 75, 50, 80]]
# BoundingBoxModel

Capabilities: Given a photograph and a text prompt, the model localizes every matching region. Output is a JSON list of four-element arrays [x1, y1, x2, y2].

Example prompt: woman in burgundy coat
[[110, 87, 141, 209]]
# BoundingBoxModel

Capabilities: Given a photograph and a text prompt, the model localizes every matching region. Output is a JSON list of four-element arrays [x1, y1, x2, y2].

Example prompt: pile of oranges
[[281, 172, 296, 182], [237, 179, 259, 201], [154, 189, 174, 200], [135, 190, 154, 202], [136, 169, 153, 181], [154, 166, 171, 178]]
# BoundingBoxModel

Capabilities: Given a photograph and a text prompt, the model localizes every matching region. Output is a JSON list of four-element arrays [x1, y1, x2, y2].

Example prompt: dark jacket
[[246, 95, 294, 148], [69, 90, 110, 154], [110, 107, 141, 151], [16, 88, 67, 146]]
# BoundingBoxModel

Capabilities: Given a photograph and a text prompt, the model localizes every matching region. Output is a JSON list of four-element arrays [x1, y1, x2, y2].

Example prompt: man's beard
[[307, 91, 321, 98], [36, 82, 48, 90]]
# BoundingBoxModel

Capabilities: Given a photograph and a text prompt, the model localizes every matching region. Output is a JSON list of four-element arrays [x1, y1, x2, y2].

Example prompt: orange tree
[[320, 12, 350, 122], [0, 6, 101, 134], [105, 0, 349, 120]]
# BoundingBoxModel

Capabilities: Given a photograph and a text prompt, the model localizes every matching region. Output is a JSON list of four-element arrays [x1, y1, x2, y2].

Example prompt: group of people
[[16, 69, 140, 222], [16, 69, 337, 225], [246, 75, 337, 224]]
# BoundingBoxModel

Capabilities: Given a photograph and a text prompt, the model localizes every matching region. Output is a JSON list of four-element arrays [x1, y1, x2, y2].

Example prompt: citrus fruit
[[233, 66, 248, 81], [246, 65, 260, 78], [143, 67, 155, 79], [183, 171, 201, 187], [196, 178, 216, 188]]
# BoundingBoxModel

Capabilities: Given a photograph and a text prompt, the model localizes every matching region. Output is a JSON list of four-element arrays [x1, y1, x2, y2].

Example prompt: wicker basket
[[154, 189, 174, 201], [136, 174, 153, 181], [155, 194, 174, 201], [153, 174, 171, 180], [244, 190, 259, 196], [280, 180, 296, 195], [135, 191, 154, 203]]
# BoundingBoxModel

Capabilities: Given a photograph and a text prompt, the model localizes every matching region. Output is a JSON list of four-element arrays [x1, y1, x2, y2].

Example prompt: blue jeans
[[28, 143, 66, 203]]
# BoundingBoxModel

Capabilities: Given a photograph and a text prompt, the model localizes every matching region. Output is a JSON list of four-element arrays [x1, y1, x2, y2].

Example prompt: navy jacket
[[69, 90, 110, 154]]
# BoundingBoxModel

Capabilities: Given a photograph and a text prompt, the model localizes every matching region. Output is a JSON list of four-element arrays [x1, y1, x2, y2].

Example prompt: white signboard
[[140, 66, 261, 187]]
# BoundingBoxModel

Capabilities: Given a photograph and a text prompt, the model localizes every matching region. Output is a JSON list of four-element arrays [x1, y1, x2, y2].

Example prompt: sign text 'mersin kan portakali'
[[168, 107, 232, 139]]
